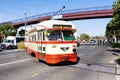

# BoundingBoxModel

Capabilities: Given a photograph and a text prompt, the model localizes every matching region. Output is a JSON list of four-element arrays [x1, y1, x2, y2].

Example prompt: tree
[[95, 36, 100, 40], [105, 23, 114, 38], [0, 33, 4, 42], [0, 24, 16, 37], [105, 0, 120, 43], [19, 29, 25, 36], [112, 0, 120, 36], [80, 33, 90, 41]]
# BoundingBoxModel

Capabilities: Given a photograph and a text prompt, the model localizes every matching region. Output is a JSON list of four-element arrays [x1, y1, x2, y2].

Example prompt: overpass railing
[[6, 5, 113, 24]]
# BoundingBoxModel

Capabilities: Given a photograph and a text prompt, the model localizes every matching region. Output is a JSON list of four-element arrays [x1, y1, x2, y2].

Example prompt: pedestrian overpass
[[1, 5, 113, 29]]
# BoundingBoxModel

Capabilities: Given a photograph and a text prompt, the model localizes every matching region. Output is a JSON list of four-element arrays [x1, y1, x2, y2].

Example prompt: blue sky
[[0, 0, 115, 36]]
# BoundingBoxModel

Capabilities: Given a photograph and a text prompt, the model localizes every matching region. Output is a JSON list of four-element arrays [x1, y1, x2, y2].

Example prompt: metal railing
[[1, 5, 113, 24]]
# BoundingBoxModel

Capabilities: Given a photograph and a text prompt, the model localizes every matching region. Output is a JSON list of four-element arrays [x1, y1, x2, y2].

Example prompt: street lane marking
[[116, 64, 120, 80], [0, 58, 32, 67], [79, 46, 97, 49], [88, 46, 96, 49], [32, 73, 39, 77]]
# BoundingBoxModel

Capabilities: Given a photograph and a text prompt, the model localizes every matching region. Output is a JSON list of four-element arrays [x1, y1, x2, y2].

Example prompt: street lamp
[[24, 11, 27, 32]]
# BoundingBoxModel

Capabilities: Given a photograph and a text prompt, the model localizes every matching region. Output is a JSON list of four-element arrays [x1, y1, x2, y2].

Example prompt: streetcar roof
[[27, 20, 76, 33], [37, 20, 76, 30]]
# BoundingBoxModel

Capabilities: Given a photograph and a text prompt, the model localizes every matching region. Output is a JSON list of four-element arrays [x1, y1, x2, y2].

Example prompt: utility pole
[[24, 11, 27, 32]]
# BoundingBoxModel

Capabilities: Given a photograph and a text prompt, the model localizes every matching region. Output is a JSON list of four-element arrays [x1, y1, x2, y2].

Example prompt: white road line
[[110, 57, 120, 80], [116, 75, 120, 80], [90, 46, 96, 49], [116, 64, 120, 80], [79, 46, 96, 49], [0, 58, 32, 67]]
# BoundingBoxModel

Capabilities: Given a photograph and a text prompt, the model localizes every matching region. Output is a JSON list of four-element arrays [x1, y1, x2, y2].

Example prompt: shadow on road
[[48, 57, 80, 66], [107, 48, 120, 53], [107, 48, 120, 65], [114, 59, 120, 65]]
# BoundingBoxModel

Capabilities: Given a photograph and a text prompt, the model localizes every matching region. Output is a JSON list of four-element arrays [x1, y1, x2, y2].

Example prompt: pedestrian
[[99, 40, 102, 45], [102, 40, 105, 45], [97, 39, 100, 46]]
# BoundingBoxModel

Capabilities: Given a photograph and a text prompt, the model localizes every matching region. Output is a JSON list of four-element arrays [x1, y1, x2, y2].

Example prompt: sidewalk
[[109, 47, 120, 80]]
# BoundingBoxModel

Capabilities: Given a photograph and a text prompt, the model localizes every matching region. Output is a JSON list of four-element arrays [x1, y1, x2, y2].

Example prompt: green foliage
[[111, 43, 120, 48], [113, 0, 120, 15], [95, 36, 100, 40], [0, 24, 16, 37], [105, 23, 114, 37], [19, 29, 25, 36], [118, 56, 120, 60], [80, 33, 90, 41], [105, 0, 120, 38]]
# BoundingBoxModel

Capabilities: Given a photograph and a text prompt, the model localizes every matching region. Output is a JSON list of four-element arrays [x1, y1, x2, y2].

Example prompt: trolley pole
[[51, 6, 65, 19]]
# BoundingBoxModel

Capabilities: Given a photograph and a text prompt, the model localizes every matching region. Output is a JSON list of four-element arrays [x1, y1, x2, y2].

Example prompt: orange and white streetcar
[[25, 20, 78, 64]]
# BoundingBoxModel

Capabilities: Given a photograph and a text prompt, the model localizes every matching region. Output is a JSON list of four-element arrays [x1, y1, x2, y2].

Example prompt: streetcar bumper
[[46, 53, 77, 64]]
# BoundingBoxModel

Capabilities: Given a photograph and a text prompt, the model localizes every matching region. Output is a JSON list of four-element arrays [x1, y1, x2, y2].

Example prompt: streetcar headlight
[[72, 45, 76, 47], [73, 48, 76, 52], [52, 45, 57, 48]]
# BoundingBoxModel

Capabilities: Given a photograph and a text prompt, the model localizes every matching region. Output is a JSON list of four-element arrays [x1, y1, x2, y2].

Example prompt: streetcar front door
[[38, 30, 46, 60]]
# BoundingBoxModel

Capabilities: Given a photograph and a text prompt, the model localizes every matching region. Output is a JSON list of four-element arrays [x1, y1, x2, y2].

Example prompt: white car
[[90, 40, 96, 43]]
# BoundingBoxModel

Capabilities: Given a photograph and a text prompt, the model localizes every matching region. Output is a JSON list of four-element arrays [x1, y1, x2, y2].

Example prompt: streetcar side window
[[29, 35, 36, 41], [32, 35, 36, 41], [43, 31, 45, 41], [38, 32, 42, 41], [38, 31, 46, 41]]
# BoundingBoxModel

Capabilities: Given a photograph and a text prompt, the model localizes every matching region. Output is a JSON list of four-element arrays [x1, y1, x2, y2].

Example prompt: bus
[[25, 20, 78, 64]]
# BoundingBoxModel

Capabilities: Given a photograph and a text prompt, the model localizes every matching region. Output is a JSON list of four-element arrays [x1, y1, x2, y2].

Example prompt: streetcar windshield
[[62, 30, 75, 40], [47, 30, 75, 41], [48, 30, 62, 40]]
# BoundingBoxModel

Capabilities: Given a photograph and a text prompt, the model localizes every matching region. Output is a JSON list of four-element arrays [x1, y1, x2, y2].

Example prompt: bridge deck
[[0, 5, 113, 28]]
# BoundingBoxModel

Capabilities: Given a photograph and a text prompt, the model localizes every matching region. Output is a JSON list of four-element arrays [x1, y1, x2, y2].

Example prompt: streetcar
[[25, 20, 78, 64]]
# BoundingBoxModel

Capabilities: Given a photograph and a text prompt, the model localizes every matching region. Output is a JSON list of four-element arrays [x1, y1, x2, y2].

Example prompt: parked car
[[90, 39, 96, 43], [1, 36, 24, 49]]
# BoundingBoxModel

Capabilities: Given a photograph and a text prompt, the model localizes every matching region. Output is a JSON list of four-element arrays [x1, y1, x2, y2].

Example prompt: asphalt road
[[0, 43, 119, 80]]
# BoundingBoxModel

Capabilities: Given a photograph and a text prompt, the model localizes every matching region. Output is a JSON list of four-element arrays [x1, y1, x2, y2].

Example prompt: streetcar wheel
[[31, 53, 35, 57]]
